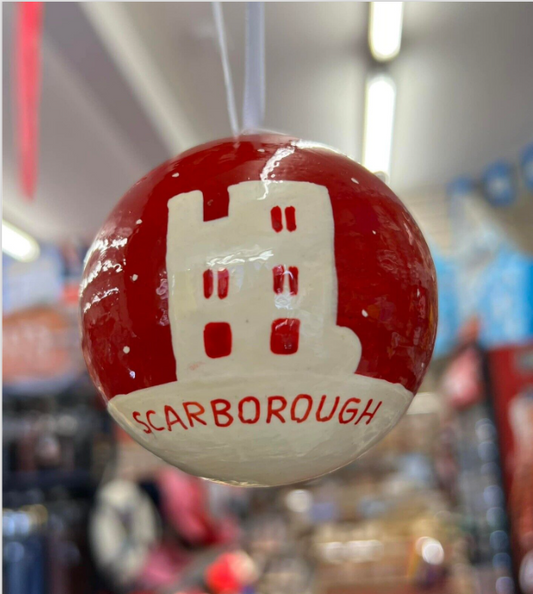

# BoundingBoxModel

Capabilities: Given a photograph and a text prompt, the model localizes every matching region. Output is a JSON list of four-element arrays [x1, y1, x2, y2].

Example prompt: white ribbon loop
[[212, 2, 239, 137], [242, 2, 265, 132], [212, 2, 265, 136]]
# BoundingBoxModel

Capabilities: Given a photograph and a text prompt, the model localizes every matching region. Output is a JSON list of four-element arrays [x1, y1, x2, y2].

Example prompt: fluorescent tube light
[[369, 2, 404, 62], [362, 73, 396, 179], [2, 220, 40, 262]]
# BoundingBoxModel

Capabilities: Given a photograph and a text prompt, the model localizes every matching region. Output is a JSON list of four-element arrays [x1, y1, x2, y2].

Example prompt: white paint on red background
[[165, 181, 362, 378], [109, 180, 413, 486]]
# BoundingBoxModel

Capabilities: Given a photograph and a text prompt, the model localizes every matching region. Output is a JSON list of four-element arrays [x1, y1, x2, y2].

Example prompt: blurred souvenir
[[3, 306, 83, 395], [89, 480, 161, 588]]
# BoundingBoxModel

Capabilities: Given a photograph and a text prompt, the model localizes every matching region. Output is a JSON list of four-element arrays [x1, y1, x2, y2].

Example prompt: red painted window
[[270, 206, 283, 232], [204, 269, 229, 299], [203, 269, 213, 299], [272, 265, 299, 295], [217, 269, 229, 299], [270, 206, 297, 232], [204, 322, 232, 358], [288, 266, 299, 295], [285, 206, 297, 231], [270, 318, 300, 355], [273, 265, 285, 294]]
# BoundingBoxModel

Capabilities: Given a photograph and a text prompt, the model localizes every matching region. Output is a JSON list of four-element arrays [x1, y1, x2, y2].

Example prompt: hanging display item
[[80, 133, 438, 486]]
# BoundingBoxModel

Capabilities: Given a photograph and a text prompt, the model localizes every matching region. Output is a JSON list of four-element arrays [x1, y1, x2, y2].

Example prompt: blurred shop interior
[[2, 2, 533, 594]]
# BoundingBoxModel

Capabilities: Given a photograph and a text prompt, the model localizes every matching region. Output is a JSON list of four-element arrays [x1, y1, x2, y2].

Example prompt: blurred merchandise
[[489, 344, 533, 591], [3, 501, 94, 594], [3, 306, 83, 395], [442, 341, 517, 592], [89, 479, 161, 588]]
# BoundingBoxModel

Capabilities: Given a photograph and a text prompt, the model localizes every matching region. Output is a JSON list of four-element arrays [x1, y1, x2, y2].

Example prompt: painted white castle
[[166, 180, 362, 380]]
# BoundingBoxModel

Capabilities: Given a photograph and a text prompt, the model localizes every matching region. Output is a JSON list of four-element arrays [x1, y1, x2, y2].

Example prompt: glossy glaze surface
[[81, 134, 437, 402]]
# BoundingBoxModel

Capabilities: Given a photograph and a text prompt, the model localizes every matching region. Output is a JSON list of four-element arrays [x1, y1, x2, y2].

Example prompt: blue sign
[[477, 250, 533, 347]]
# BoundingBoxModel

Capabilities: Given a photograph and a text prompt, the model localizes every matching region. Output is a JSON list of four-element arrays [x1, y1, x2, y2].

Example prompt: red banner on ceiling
[[16, 1, 43, 200]]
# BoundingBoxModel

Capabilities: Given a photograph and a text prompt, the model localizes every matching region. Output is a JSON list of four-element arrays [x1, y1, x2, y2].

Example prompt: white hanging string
[[242, 2, 265, 132], [212, 2, 239, 137], [212, 1, 265, 136]]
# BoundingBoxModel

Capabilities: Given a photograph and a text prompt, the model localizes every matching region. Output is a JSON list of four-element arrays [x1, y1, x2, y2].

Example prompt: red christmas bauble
[[80, 134, 437, 486]]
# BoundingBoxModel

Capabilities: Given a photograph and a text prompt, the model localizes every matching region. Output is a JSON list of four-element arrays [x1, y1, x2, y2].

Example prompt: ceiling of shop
[[3, 2, 533, 250]]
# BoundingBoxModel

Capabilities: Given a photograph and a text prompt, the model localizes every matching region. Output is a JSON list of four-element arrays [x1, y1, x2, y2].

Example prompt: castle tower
[[166, 180, 362, 380]]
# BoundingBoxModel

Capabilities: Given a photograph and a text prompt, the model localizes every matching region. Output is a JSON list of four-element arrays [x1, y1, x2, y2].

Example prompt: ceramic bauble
[[80, 134, 437, 486]]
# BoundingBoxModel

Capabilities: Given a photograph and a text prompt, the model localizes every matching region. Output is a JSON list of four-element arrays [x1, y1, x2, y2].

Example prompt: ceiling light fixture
[[2, 220, 40, 262], [362, 73, 396, 179], [369, 2, 404, 62]]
